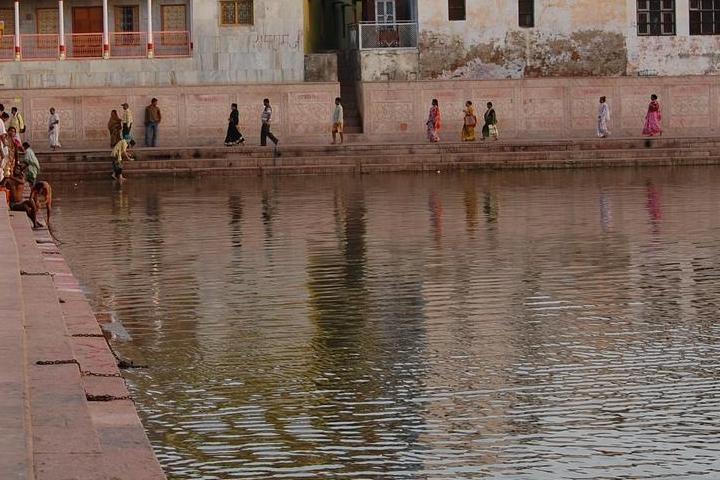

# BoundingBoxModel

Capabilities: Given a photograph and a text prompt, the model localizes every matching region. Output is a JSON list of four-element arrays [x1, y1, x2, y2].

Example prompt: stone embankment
[[0, 200, 166, 480], [37, 136, 720, 179]]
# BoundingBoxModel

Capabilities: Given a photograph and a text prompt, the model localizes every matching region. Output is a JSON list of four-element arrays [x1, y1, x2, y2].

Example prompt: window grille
[[448, 0, 466, 21], [637, 0, 675, 35], [690, 0, 720, 34], [519, 0, 534, 27], [219, 0, 253, 26]]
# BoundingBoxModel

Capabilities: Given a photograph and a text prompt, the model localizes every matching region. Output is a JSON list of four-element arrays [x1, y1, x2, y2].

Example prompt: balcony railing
[[352, 22, 418, 50], [155, 31, 191, 57], [68, 33, 103, 58], [21, 34, 58, 59], [0, 35, 13, 60], [0, 31, 191, 61], [110, 32, 147, 58]]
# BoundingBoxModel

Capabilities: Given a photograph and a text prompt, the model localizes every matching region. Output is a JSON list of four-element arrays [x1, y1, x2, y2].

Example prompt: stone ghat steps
[[35, 136, 720, 163], [35, 137, 720, 166], [0, 203, 167, 480], [40, 152, 720, 179], [35, 137, 720, 178]]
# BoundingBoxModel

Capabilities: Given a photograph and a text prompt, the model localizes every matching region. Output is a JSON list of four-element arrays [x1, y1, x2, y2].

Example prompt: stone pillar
[[146, 0, 154, 58], [58, 0, 65, 59], [102, 0, 109, 58], [13, 0, 20, 61]]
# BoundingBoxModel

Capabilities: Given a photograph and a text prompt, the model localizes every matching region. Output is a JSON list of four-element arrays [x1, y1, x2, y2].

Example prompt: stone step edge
[[0, 202, 35, 480], [7, 210, 167, 480]]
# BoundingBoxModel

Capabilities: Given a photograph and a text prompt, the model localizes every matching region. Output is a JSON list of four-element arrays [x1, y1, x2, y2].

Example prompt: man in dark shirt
[[144, 98, 162, 147]]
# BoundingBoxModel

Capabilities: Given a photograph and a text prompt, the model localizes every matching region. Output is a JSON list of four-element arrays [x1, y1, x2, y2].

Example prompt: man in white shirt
[[331, 97, 344, 145], [260, 98, 279, 147]]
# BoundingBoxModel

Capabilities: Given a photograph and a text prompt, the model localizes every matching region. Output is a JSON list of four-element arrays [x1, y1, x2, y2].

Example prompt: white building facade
[[0, 0, 304, 88]]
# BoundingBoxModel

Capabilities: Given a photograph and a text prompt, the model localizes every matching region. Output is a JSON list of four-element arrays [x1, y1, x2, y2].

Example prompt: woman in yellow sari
[[462, 101, 476, 141]]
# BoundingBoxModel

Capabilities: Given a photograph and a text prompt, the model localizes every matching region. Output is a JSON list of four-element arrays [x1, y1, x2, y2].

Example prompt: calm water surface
[[51, 168, 720, 479]]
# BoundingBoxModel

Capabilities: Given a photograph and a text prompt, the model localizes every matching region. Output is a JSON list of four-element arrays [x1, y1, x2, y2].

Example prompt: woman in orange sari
[[426, 99, 441, 143], [108, 110, 122, 147]]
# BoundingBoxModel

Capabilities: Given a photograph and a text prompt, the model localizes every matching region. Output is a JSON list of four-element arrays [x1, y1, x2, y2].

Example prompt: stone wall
[[360, 76, 720, 141], [0, 83, 340, 148], [416, 0, 720, 79]]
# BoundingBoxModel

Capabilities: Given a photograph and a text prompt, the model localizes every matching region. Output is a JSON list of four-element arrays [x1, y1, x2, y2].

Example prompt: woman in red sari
[[426, 99, 441, 143], [642, 94, 663, 137]]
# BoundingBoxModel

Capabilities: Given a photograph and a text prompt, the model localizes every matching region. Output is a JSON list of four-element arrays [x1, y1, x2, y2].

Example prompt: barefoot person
[[111, 138, 135, 182], [48, 107, 61, 150], [0, 175, 42, 228], [426, 99, 441, 143], [597, 96, 611, 138], [260, 98, 279, 147], [331, 97, 344, 145], [482, 102, 499, 141], [642, 94, 663, 137], [462, 101, 477, 141], [20, 142, 40, 185], [224, 103, 245, 146]]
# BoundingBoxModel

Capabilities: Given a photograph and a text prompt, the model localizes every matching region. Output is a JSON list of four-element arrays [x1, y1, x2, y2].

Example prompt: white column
[[146, 0, 154, 58], [58, 0, 65, 59], [102, 0, 109, 58], [13, 0, 20, 61]]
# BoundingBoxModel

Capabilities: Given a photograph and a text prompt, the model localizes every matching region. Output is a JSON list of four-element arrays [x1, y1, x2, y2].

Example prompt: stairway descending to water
[[0, 201, 166, 480], [35, 137, 720, 179]]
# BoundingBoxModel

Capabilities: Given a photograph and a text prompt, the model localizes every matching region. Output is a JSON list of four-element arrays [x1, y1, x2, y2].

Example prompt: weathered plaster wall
[[359, 50, 419, 81], [417, 0, 629, 79], [0, 0, 305, 88], [417, 0, 720, 79], [361, 76, 720, 141]]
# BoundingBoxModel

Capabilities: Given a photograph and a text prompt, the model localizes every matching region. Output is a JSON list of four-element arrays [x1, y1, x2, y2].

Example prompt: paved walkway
[[0, 200, 165, 480]]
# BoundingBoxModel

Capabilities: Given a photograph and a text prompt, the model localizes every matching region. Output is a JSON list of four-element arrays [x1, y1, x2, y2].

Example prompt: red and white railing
[[0, 35, 14, 60], [110, 32, 147, 58], [21, 34, 59, 60], [0, 31, 191, 60], [154, 31, 191, 57]]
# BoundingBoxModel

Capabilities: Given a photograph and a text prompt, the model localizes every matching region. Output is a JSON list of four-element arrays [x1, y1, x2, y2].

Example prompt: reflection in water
[[51, 168, 720, 479]]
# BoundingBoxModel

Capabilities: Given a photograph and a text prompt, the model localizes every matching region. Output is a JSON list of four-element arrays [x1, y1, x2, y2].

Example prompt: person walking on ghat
[[108, 109, 122, 148], [331, 97, 344, 145], [482, 102, 499, 141], [642, 94, 663, 137], [426, 99, 441, 143], [121, 102, 133, 141], [48, 107, 61, 150], [224, 103, 245, 146], [144, 98, 161, 147], [462, 100, 477, 142], [260, 98, 279, 147], [597, 96, 611, 138]]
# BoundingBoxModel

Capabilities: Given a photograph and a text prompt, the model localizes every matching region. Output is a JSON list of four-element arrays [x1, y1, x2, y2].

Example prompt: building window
[[690, 0, 720, 34], [114, 6, 139, 32], [519, 0, 534, 27], [219, 0, 253, 25], [637, 0, 676, 35], [376, 0, 396, 23], [448, 0, 466, 21]]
